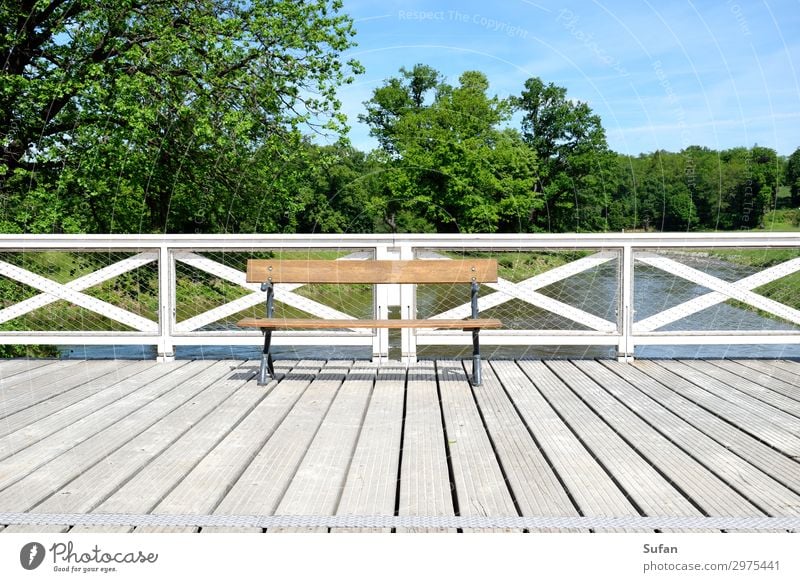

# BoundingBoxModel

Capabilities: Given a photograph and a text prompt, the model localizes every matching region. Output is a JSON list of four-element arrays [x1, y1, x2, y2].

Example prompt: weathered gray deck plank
[[398, 361, 455, 532], [734, 360, 800, 388], [2, 525, 70, 533], [510, 360, 640, 523], [0, 360, 232, 512], [709, 360, 800, 401], [686, 360, 800, 416], [0, 359, 68, 383], [766, 360, 800, 377], [657, 361, 800, 435], [70, 526, 134, 533], [482, 361, 585, 532], [437, 361, 518, 532], [0, 361, 216, 493], [0, 361, 189, 449], [134, 527, 200, 533], [3, 357, 800, 534], [574, 360, 800, 516], [30, 363, 256, 515], [634, 360, 800, 457], [0, 359, 83, 390], [200, 527, 262, 533], [334, 363, 404, 533], [212, 362, 350, 517], [598, 361, 800, 493], [271, 364, 375, 532], [125, 361, 316, 517], [525, 361, 705, 521], [0, 359, 136, 418], [89, 364, 283, 517], [547, 360, 765, 517]]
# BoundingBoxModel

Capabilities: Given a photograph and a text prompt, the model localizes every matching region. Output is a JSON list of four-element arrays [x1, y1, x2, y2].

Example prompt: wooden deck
[[0, 357, 799, 533]]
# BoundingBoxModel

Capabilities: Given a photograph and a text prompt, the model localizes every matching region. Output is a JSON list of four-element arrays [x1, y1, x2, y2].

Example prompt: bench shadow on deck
[[0, 357, 799, 533]]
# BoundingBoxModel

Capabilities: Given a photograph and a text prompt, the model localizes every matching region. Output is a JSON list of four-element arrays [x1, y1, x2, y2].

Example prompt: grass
[[702, 247, 800, 312], [760, 208, 799, 231]]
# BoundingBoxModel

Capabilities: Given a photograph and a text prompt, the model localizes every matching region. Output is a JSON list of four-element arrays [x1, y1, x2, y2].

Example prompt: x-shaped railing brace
[[633, 253, 800, 331], [0, 253, 158, 332]]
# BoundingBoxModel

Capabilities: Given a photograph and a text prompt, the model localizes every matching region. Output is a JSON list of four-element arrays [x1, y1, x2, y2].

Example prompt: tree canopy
[[515, 77, 617, 231], [787, 146, 800, 208], [361, 65, 541, 233], [1, 7, 793, 239], [1, 0, 361, 233]]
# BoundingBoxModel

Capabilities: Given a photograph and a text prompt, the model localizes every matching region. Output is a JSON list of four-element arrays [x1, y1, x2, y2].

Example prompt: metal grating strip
[[1, 513, 798, 531]]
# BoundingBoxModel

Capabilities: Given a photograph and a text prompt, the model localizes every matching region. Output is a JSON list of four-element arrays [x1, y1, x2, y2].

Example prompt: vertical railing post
[[372, 244, 393, 362], [398, 241, 416, 364], [618, 244, 634, 362], [157, 244, 175, 362]]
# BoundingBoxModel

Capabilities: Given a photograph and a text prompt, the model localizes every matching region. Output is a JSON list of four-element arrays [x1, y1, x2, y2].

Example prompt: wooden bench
[[237, 259, 502, 386]]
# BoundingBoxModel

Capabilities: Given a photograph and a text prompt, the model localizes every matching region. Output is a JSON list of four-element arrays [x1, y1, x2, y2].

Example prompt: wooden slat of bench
[[237, 317, 502, 330], [246, 259, 497, 284]]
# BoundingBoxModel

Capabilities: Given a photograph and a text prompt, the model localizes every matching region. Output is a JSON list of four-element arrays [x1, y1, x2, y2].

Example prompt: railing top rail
[[0, 232, 799, 249]]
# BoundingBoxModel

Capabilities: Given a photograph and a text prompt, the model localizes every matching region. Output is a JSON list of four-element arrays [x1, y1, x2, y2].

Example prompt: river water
[[60, 253, 800, 360]]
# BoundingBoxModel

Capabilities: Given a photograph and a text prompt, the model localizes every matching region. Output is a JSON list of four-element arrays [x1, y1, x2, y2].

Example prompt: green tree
[[514, 77, 616, 231], [786, 147, 800, 207], [1, 0, 361, 233], [716, 146, 777, 229], [361, 66, 541, 233]]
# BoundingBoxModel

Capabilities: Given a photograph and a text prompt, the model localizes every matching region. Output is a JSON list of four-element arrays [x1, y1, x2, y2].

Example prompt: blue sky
[[334, 0, 800, 156]]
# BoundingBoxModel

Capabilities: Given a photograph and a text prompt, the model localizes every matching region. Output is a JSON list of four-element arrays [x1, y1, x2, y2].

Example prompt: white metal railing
[[0, 233, 798, 362]]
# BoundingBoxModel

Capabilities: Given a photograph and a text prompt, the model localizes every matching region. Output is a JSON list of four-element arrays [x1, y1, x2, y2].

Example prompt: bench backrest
[[246, 259, 498, 284]]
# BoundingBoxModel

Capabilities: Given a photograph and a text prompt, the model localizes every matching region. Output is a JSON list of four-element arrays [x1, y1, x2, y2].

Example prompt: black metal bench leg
[[258, 329, 274, 386], [472, 328, 482, 386], [470, 280, 482, 387]]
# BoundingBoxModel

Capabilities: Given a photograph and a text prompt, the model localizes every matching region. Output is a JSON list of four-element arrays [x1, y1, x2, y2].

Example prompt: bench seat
[[237, 317, 502, 330], [239, 257, 501, 386]]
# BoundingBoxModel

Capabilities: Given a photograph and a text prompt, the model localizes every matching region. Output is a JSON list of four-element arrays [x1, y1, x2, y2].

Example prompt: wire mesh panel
[[1, 234, 797, 360], [173, 248, 376, 334], [633, 248, 800, 333], [0, 250, 159, 333], [413, 249, 620, 332]]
